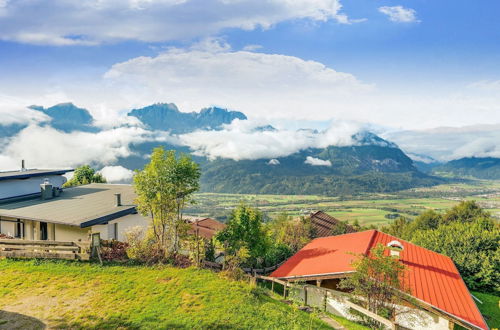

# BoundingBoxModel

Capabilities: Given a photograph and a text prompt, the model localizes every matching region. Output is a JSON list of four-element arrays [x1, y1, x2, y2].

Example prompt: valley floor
[[188, 180, 500, 226], [0, 259, 331, 329]]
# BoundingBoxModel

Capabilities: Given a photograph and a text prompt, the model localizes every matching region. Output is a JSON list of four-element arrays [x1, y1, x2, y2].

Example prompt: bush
[[100, 239, 129, 262], [124, 227, 167, 264]]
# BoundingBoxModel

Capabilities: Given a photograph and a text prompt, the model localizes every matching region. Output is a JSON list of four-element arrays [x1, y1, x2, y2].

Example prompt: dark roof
[[0, 169, 73, 181], [309, 211, 356, 237], [187, 217, 226, 240], [0, 184, 136, 227], [271, 230, 488, 330]]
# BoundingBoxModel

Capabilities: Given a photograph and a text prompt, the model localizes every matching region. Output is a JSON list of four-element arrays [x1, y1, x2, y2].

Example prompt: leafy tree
[[133, 147, 200, 256], [63, 165, 106, 187], [410, 209, 441, 231], [382, 216, 411, 239], [268, 213, 312, 252], [412, 218, 500, 292], [330, 220, 351, 236], [339, 244, 411, 322], [216, 204, 268, 267], [441, 200, 490, 224]]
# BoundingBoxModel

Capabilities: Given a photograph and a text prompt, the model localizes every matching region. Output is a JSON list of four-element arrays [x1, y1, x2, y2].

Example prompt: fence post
[[304, 286, 308, 305], [271, 280, 274, 294], [324, 289, 327, 311]]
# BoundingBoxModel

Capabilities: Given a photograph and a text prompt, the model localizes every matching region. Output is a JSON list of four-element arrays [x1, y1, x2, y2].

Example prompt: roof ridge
[[364, 229, 378, 255]]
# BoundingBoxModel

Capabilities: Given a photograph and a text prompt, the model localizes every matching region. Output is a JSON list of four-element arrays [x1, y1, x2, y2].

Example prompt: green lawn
[[472, 291, 500, 329], [0, 259, 332, 329]]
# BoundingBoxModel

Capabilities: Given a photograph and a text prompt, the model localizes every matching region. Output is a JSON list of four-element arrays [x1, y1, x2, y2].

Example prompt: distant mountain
[[432, 157, 500, 180], [128, 103, 247, 133], [199, 144, 443, 195], [30, 103, 98, 133]]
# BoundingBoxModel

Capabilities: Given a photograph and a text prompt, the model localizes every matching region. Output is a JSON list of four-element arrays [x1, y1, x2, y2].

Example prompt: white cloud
[[268, 159, 280, 165], [242, 44, 263, 51], [468, 80, 500, 92], [178, 119, 361, 160], [0, 0, 353, 45], [104, 42, 372, 121], [384, 124, 500, 161], [0, 102, 49, 126], [304, 156, 331, 166], [378, 6, 419, 23], [99, 165, 135, 183], [0, 125, 168, 171]]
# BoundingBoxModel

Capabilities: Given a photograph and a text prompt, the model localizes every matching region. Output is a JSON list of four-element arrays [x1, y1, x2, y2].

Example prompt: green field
[[187, 180, 500, 226], [0, 259, 332, 329]]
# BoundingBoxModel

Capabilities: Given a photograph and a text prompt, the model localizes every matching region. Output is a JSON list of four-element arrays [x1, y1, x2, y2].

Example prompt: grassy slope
[[472, 291, 500, 329], [0, 259, 331, 329]]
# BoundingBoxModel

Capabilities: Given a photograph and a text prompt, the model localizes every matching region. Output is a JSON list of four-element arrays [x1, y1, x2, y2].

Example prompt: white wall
[[91, 213, 150, 241], [54, 224, 89, 242], [0, 175, 67, 200], [326, 296, 450, 330]]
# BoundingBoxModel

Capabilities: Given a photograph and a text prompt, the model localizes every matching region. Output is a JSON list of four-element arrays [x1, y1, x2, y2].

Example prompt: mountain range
[[2, 102, 497, 194]]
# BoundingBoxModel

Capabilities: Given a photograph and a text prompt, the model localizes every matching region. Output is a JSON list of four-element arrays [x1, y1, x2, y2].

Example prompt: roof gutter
[[276, 271, 355, 280]]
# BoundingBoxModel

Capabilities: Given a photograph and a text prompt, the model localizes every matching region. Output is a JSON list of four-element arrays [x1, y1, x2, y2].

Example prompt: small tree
[[64, 165, 106, 187], [339, 244, 410, 320], [268, 213, 312, 252], [216, 204, 268, 267], [133, 147, 200, 256]]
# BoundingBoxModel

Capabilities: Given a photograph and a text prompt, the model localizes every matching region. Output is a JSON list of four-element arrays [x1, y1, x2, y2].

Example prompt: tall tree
[[134, 147, 200, 254], [63, 165, 106, 187]]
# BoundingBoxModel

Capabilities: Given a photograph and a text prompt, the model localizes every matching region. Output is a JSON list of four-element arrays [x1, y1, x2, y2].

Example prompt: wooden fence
[[255, 275, 397, 330], [0, 239, 90, 261], [200, 259, 286, 275]]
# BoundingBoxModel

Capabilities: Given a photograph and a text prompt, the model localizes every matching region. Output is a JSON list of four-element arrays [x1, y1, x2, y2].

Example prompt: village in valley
[[0, 154, 498, 330]]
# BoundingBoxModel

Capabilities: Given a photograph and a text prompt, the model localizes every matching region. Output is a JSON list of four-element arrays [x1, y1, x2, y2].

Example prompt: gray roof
[[0, 183, 136, 227], [0, 169, 73, 181]]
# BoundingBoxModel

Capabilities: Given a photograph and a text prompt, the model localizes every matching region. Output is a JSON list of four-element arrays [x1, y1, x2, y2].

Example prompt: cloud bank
[[0, 0, 352, 45], [384, 124, 500, 161], [179, 119, 362, 160]]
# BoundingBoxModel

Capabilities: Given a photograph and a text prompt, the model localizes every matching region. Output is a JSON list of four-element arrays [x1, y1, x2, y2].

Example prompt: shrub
[[100, 239, 129, 262]]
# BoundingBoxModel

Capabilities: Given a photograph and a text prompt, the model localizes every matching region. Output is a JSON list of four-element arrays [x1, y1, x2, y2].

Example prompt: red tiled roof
[[271, 230, 487, 330], [310, 211, 356, 237], [187, 217, 226, 240]]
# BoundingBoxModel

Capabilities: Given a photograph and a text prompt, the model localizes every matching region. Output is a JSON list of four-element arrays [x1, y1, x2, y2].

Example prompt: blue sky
[[0, 0, 499, 130]]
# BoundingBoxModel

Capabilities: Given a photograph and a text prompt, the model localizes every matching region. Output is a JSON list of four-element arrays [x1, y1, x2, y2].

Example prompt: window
[[40, 222, 48, 240], [108, 223, 118, 240], [14, 220, 22, 238]]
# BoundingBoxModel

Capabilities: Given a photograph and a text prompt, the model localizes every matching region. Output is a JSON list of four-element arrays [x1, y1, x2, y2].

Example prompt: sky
[[0, 0, 499, 175]]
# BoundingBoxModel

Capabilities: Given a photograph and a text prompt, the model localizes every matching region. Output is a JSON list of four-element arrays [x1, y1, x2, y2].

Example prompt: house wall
[[0, 175, 67, 200], [91, 213, 150, 241], [54, 224, 89, 242], [325, 293, 450, 330]]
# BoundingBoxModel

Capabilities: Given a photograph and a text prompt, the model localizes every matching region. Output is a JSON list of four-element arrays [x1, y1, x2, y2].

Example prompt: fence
[[255, 275, 397, 330], [200, 259, 286, 275], [0, 239, 90, 260]]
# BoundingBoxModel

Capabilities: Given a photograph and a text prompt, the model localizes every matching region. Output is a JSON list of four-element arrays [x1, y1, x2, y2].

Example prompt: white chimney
[[387, 240, 404, 258]]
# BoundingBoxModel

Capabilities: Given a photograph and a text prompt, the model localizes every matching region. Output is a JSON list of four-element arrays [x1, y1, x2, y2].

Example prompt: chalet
[[309, 210, 356, 237], [271, 230, 488, 330], [0, 165, 223, 243], [185, 216, 226, 240]]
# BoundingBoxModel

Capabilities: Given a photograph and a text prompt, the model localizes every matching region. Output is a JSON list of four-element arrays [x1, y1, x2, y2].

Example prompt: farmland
[[187, 180, 500, 226]]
